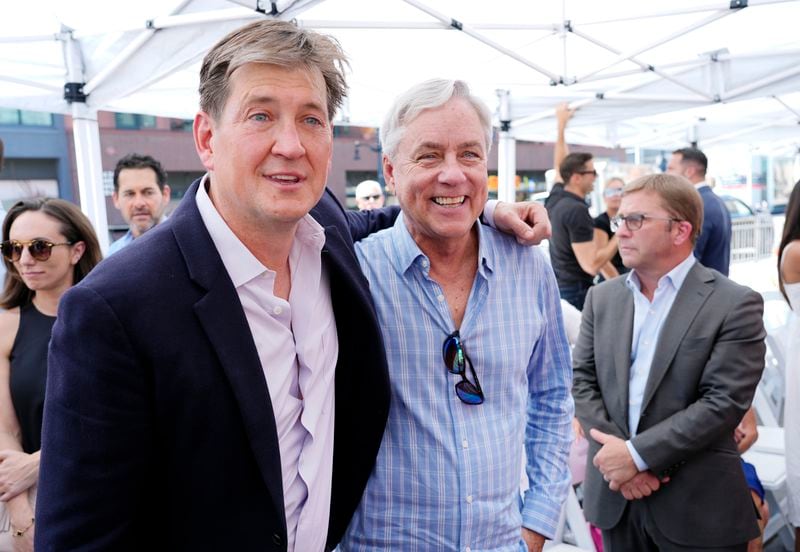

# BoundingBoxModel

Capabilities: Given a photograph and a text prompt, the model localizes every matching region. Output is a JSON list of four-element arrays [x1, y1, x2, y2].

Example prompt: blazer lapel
[[612, 281, 635, 434], [171, 180, 286, 529], [640, 262, 714, 414]]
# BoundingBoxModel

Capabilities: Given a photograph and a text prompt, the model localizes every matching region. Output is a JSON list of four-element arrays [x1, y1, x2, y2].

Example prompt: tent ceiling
[[2, 0, 799, 151]]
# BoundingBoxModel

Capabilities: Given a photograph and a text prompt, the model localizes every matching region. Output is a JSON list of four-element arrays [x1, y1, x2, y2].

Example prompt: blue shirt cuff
[[483, 199, 498, 228]]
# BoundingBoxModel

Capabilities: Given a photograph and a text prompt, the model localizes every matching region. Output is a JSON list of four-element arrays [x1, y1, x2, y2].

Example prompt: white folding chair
[[743, 449, 796, 550]]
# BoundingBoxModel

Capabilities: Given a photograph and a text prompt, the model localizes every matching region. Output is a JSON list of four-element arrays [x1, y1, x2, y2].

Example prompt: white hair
[[355, 179, 383, 199], [380, 79, 493, 160]]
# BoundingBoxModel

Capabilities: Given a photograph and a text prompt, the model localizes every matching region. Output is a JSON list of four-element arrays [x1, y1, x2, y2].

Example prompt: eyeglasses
[[577, 170, 598, 176], [360, 194, 382, 201], [603, 188, 624, 198], [442, 330, 484, 405], [611, 214, 683, 232], [1, 239, 74, 262]]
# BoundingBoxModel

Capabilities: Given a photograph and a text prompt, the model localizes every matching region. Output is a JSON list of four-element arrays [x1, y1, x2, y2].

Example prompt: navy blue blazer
[[694, 185, 732, 276], [36, 180, 394, 551]]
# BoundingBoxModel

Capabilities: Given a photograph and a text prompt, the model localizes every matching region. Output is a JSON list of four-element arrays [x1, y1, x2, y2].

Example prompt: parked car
[[721, 195, 774, 260]]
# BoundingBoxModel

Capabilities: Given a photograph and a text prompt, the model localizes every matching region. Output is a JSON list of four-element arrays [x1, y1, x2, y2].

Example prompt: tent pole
[[569, 28, 712, 99], [720, 64, 800, 101], [71, 106, 110, 252], [574, 10, 732, 83], [576, 0, 798, 26], [496, 90, 516, 203], [64, 29, 110, 252], [400, 0, 560, 83]]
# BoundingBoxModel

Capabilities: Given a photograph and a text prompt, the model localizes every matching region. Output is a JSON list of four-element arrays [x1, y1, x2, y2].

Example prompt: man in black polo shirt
[[547, 151, 618, 310]]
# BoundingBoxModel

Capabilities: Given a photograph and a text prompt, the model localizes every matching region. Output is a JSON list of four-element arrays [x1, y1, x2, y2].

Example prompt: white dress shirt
[[196, 176, 338, 552], [624, 253, 695, 470]]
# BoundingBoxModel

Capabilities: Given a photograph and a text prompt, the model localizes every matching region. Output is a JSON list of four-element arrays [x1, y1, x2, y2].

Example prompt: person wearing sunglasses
[[0, 198, 102, 549], [573, 173, 765, 551], [354, 180, 385, 211], [340, 79, 573, 552], [594, 177, 630, 282], [546, 104, 618, 311]]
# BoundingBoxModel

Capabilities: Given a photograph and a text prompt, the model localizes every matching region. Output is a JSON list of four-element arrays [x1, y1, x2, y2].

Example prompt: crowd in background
[[0, 17, 798, 552]]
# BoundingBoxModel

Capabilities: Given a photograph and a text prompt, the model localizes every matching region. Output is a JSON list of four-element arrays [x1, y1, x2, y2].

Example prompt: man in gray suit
[[573, 173, 766, 551]]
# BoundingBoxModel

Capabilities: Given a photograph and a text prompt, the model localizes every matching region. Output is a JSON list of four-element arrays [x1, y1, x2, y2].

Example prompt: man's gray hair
[[380, 79, 493, 160]]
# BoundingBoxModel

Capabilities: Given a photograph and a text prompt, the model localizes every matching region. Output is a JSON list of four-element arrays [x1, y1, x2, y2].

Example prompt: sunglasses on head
[[1, 239, 74, 262], [442, 330, 484, 405]]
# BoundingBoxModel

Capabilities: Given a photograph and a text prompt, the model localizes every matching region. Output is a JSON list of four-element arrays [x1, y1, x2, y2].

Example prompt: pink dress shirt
[[197, 177, 338, 552]]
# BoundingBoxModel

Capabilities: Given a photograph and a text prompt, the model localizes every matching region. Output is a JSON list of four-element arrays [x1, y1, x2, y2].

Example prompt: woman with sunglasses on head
[[0, 198, 101, 551], [779, 180, 800, 552], [593, 176, 629, 282]]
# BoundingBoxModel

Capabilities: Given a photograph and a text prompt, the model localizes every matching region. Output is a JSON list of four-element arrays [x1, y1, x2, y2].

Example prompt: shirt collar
[[392, 211, 493, 277], [195, 174, 325, 288], [626, 252, 696, 295]]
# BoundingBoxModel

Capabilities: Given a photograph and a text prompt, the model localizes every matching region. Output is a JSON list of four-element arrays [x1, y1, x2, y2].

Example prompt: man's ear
[[673, 220, 693, 246], [382, 154, 396, 194], [111, 191, 120, 210], [162, 184, 171, 203], [194, 111, 216, 171]]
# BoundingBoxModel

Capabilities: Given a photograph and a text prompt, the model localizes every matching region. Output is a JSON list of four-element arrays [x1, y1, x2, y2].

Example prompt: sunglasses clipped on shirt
[[442, 330, 484, 405], [1, 239, 74, 262]]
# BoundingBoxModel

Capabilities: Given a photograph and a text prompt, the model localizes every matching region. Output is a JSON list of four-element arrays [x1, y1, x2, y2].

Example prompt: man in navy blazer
[[36, 20, 551, 552], [36, 21, 397, 551], [668, 147, 732, 275]]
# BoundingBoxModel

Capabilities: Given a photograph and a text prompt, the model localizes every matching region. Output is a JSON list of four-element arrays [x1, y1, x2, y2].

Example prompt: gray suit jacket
[[573, 261, 765, 547]]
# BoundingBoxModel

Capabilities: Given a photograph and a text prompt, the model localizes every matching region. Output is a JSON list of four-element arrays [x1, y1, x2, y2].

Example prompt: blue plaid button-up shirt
[[340, 214, 573, 552]]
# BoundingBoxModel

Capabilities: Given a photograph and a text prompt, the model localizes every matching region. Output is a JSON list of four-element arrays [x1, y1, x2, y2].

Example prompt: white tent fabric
[[2, 0, 800, 236]]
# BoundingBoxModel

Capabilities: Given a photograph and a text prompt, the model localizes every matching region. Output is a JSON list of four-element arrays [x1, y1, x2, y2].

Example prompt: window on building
[[0, 108, 53, 126], [169, 119, 194, 132], [115, 113, 157, 129]]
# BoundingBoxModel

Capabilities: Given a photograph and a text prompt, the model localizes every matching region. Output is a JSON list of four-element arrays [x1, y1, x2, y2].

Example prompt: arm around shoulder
[[345, 205, 400, 241]]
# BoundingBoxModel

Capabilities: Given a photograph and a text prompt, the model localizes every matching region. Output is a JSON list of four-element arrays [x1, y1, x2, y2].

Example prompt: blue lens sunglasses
[[442, 330, 484, 405]]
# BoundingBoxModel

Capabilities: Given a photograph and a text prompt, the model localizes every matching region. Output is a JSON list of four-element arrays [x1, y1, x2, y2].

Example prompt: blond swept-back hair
[[380, 79, 493, 160], [624, 173, 704, 244], [199, 20, 348, 121]]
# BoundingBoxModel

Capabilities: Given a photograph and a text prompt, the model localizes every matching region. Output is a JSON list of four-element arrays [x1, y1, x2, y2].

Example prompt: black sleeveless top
[[9, 302, 56, 453]]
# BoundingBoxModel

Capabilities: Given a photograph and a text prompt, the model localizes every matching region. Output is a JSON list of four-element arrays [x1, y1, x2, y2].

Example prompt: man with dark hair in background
[[107, 153, 171, 255], [667, 147, 731, 275], [546, 104, 618, 310]]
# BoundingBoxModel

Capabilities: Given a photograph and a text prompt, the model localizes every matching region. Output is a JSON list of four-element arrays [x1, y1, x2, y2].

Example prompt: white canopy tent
[[2, 0, 799, 238]]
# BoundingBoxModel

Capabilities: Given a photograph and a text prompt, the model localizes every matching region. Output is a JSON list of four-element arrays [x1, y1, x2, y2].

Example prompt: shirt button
[[437, 294, 445, 302], [421, 259, 429, 268], [462, 439, 469, 449], [466, 495, 473, 504], [273, 306, 283, 315]]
